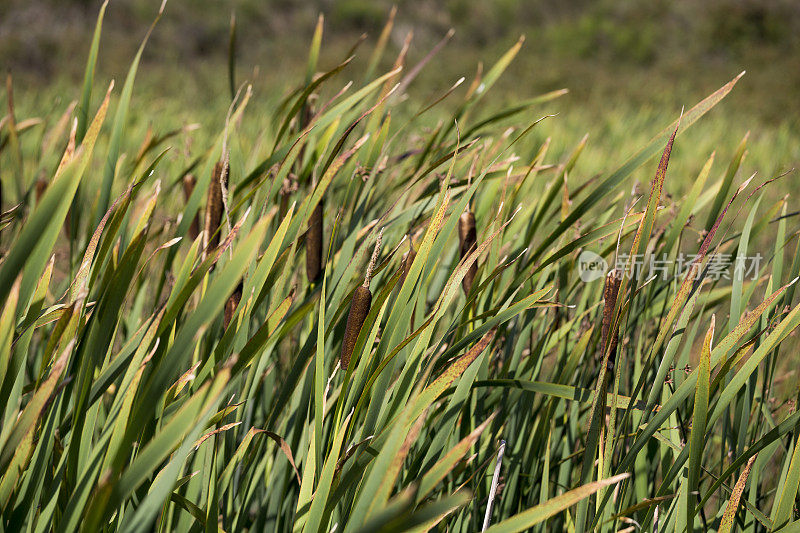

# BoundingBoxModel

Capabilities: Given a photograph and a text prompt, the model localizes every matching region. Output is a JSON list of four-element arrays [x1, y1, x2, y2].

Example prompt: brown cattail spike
[[306, 201, 324, 282], [340, 230, 382, 370], [203, 161, 228, 255], [458, 210, 478, 295], [600, 269, 622, 372], [340, 286, 372, 370], [182, 174, 200, 241], [223, 281, 243, 330]]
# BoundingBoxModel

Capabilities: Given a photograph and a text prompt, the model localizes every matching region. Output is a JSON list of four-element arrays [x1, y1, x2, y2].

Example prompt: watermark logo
[[578, 250, 608, 282], [577, 251, 763, 283]]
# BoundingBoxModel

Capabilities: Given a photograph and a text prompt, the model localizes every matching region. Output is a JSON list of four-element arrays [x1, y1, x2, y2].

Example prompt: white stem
[[653, 505, 659, 533], [482, 439, 506, 531]]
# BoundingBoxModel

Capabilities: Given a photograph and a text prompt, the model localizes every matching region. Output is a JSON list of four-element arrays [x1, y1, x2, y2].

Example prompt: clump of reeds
[[458, 206, 478, 295], [203, 161, 228, 255], [340, 229, 383, 370], [223, 281, 243, 330], [182, 174, 200, 240], [600, 269, 622, 372]]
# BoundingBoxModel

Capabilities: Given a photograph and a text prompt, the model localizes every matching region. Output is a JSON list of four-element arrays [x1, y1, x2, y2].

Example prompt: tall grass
[[0, 5, 798, 532]]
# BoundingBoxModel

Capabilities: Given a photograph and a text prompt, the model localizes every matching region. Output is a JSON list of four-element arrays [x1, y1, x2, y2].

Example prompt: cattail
[[223, 281, 243, 330], [203, 161, 227, 255], [458, 209, 478, 295], [600, 269, 622, 372], [305, 201, 324, 282], [182, 174, 200, 240], [340, 230, 382, 370]]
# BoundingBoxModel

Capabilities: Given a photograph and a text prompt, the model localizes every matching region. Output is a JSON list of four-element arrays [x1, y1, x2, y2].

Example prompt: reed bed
[[0, 4, 798, 532]]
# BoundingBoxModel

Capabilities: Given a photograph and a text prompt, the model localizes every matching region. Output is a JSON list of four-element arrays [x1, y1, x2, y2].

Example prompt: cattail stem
[[482, 439, 506, 531], [363, 228, 383, 288]]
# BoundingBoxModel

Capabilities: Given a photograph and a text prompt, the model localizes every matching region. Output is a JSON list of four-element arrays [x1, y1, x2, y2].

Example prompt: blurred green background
[[3, 0, 799, 196]]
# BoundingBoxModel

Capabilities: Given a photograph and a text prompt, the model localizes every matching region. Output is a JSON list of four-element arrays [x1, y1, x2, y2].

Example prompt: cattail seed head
[[182, 174, 200, 240], [340, 230, 383, 370], [458, 210, 478, 295], [223, 281, 243, 330], [340, 285, 372, 370], [600, 269, 622, 372], [203, 161, 228, 255], [305, 201, 324, 282]]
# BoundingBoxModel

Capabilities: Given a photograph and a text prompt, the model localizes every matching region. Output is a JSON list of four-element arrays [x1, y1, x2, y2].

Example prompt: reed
[[401, 237, 417, 328]]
